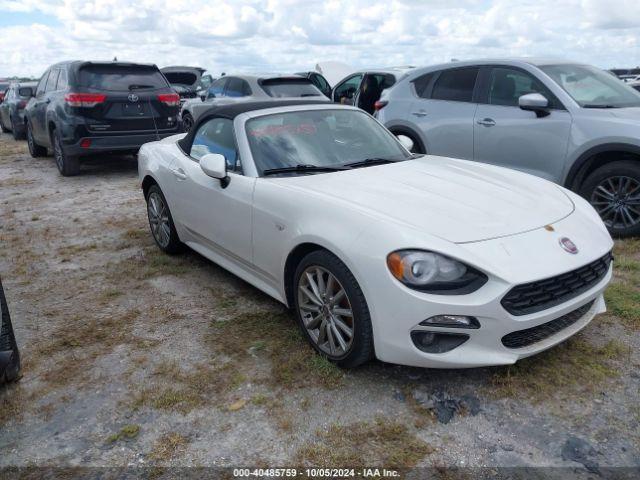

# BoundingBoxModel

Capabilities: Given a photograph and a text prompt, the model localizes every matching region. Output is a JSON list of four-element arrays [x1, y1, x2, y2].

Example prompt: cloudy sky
[[0, 0, 639, 79]]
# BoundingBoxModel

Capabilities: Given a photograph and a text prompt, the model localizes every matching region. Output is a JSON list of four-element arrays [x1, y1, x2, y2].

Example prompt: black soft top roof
[[178, 100, 333, 153]]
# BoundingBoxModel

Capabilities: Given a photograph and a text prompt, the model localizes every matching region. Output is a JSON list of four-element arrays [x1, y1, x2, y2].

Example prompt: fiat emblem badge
[[559, 237, 578, 254]]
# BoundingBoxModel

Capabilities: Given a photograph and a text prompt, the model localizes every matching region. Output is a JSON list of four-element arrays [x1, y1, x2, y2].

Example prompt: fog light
[[411, 331, 469, 354], [80, 139, 91, 148], [420, 315, 480, 329]]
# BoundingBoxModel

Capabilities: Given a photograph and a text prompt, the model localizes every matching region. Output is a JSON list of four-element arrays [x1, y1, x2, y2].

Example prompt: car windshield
[[246, 109, 412, 176], [541, 64, 640, 108]]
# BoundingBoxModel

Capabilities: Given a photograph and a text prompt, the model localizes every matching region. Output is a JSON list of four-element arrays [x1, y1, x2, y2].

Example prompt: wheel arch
[[283, 242, 329, 308], [141, 174, 159, 199], [565, 143, 640, 191], [386, 124, 426, 153]]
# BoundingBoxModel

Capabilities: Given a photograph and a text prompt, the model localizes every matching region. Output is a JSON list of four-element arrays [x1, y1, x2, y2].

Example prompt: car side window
[[488, 67, 560, 109], [45, 69, 59, 92], [312, 74, 330, 93], [412, 73, 435, 98], [431, 67, 479, 103], [225, 77, 251, 97], [36, 71, 49, 97], [56, 69, 68, 91], [334, 74, 363, 102], [208, 78, 227, 99], [190, 117, 241, 172]]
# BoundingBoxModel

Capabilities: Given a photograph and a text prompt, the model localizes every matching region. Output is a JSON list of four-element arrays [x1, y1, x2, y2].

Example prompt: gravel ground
[[0, 133, 638, 478]]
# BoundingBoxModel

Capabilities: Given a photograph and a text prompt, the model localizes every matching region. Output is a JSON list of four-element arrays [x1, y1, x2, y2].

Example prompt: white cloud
[[0, 0, 639, 79]]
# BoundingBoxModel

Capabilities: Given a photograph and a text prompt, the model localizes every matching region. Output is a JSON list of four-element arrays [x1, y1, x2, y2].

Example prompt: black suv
[[25, 61, 181, 176], [0, 276, 20, 385]]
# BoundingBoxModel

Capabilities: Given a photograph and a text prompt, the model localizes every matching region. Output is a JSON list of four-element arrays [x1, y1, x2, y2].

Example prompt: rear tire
[[52, 128, 80, 176], [182, 113, 194, 133], [293, 250, 374, 368], [579, 160, 640, 237], [26, 122, 46, 157], [146, 185, 182, 254], [11, 117, 24, 140]]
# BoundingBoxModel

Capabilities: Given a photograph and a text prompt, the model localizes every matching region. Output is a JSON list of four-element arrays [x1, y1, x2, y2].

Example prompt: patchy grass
[[149, 433, 189, 462], [32, 308, 140, 388], [604, 283, 640, 328], [296, 417, 435, 468], [210, 311, 344, 390], [490, 336, 629, 402], [131, 362, 246, 414], [106, 248, 193, 281], [107, 424, 140, 443]]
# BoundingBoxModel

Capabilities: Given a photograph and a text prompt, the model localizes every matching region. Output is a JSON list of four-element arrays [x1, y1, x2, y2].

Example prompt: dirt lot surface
[[0, 133, 639, 477]]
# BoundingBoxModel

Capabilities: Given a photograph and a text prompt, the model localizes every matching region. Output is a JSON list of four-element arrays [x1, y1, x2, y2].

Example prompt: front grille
[[501, 252, 612, 316], [501, 300, 595, 349]]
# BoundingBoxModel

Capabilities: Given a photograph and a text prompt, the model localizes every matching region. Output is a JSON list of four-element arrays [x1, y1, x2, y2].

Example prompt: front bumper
[[351, 212, 613, 369]]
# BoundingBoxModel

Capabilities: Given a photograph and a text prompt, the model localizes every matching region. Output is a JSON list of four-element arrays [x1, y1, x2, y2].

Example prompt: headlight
[[387, 250, 487, 294]]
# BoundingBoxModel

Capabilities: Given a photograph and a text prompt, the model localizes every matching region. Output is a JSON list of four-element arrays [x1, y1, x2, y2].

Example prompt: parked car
[[0, 82, 36, 140], [332, 67, 414, 114], [160, 66, 213, 104], [0, 81, 10, 103], [139, 100, 613, 369], [1, 276, 20, 384], [610, 68, 640, 82], [376, 59, 640, 237], [180, 75, 328, 132], [629, 79, 640, 93], [24, 61, 181, 176], [295, 71, 332, 97]]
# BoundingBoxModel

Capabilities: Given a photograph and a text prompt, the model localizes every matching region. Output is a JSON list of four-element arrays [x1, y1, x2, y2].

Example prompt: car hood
[[607, 106, 640, 120], [272, 156, 575, 243]]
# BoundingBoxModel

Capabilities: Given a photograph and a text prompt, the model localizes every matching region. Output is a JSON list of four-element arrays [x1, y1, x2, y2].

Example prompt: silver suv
[[376, 59, 640, 237]]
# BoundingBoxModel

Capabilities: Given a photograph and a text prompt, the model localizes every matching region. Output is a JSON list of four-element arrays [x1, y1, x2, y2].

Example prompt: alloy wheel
[[27, 125, 35, 154], [147, 192, 171, 248], [590, 175, 640, 229], [183, 115, 193, 133], [297, 266, 354, 357], [53, 134, 64, 171]]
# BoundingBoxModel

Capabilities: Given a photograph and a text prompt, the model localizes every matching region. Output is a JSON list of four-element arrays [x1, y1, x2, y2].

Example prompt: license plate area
[[121, 102, 148, 117]]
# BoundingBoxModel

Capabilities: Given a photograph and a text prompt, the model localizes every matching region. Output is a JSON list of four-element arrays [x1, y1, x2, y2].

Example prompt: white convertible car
[[138, 100, 613, 369]]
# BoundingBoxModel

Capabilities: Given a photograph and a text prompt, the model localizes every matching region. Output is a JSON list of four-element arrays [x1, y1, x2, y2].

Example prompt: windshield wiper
[[343, 157, 401, 168], [262, 164, 349, 176], [583, 104, 618, 108], [128, 84, 155, 91]]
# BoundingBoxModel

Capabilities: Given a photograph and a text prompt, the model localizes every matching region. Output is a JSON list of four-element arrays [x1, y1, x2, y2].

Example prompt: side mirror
[[396, 134, 414, 152], [200, 153, 230, 187], [519, 93, 550, 117]]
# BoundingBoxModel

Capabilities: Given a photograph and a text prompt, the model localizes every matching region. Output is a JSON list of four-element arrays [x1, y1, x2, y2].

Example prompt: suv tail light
[[0, 92, 5, 102], [158, 93, 180, 107], [17, 100, 27, 109], [64, 93, 106, 107], [374, 100, 388, 111]]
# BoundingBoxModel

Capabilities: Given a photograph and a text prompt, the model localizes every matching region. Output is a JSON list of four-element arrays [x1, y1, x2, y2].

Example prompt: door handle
[[476, 118, 496, 127], [411, 110, 427, 117], [171, 167, 187, 180]]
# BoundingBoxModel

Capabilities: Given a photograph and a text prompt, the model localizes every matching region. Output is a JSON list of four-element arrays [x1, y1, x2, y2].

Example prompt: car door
[[473, 66, 572, 182], [169, 117, 255, 262], [206, 77, 228, 100], [310, 73, 331, 97], [332, 74, 363, 105], [408, 67, 479, 160], [30, 70, 51, 143]]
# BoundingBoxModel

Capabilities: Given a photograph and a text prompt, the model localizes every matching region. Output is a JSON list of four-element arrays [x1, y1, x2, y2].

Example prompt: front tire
[[293, 250, 374, 368], [26, 122, 47, 158], [580, 160, 640, 237], [52, 128, 80, 176], [146, 185, 182, 254]]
